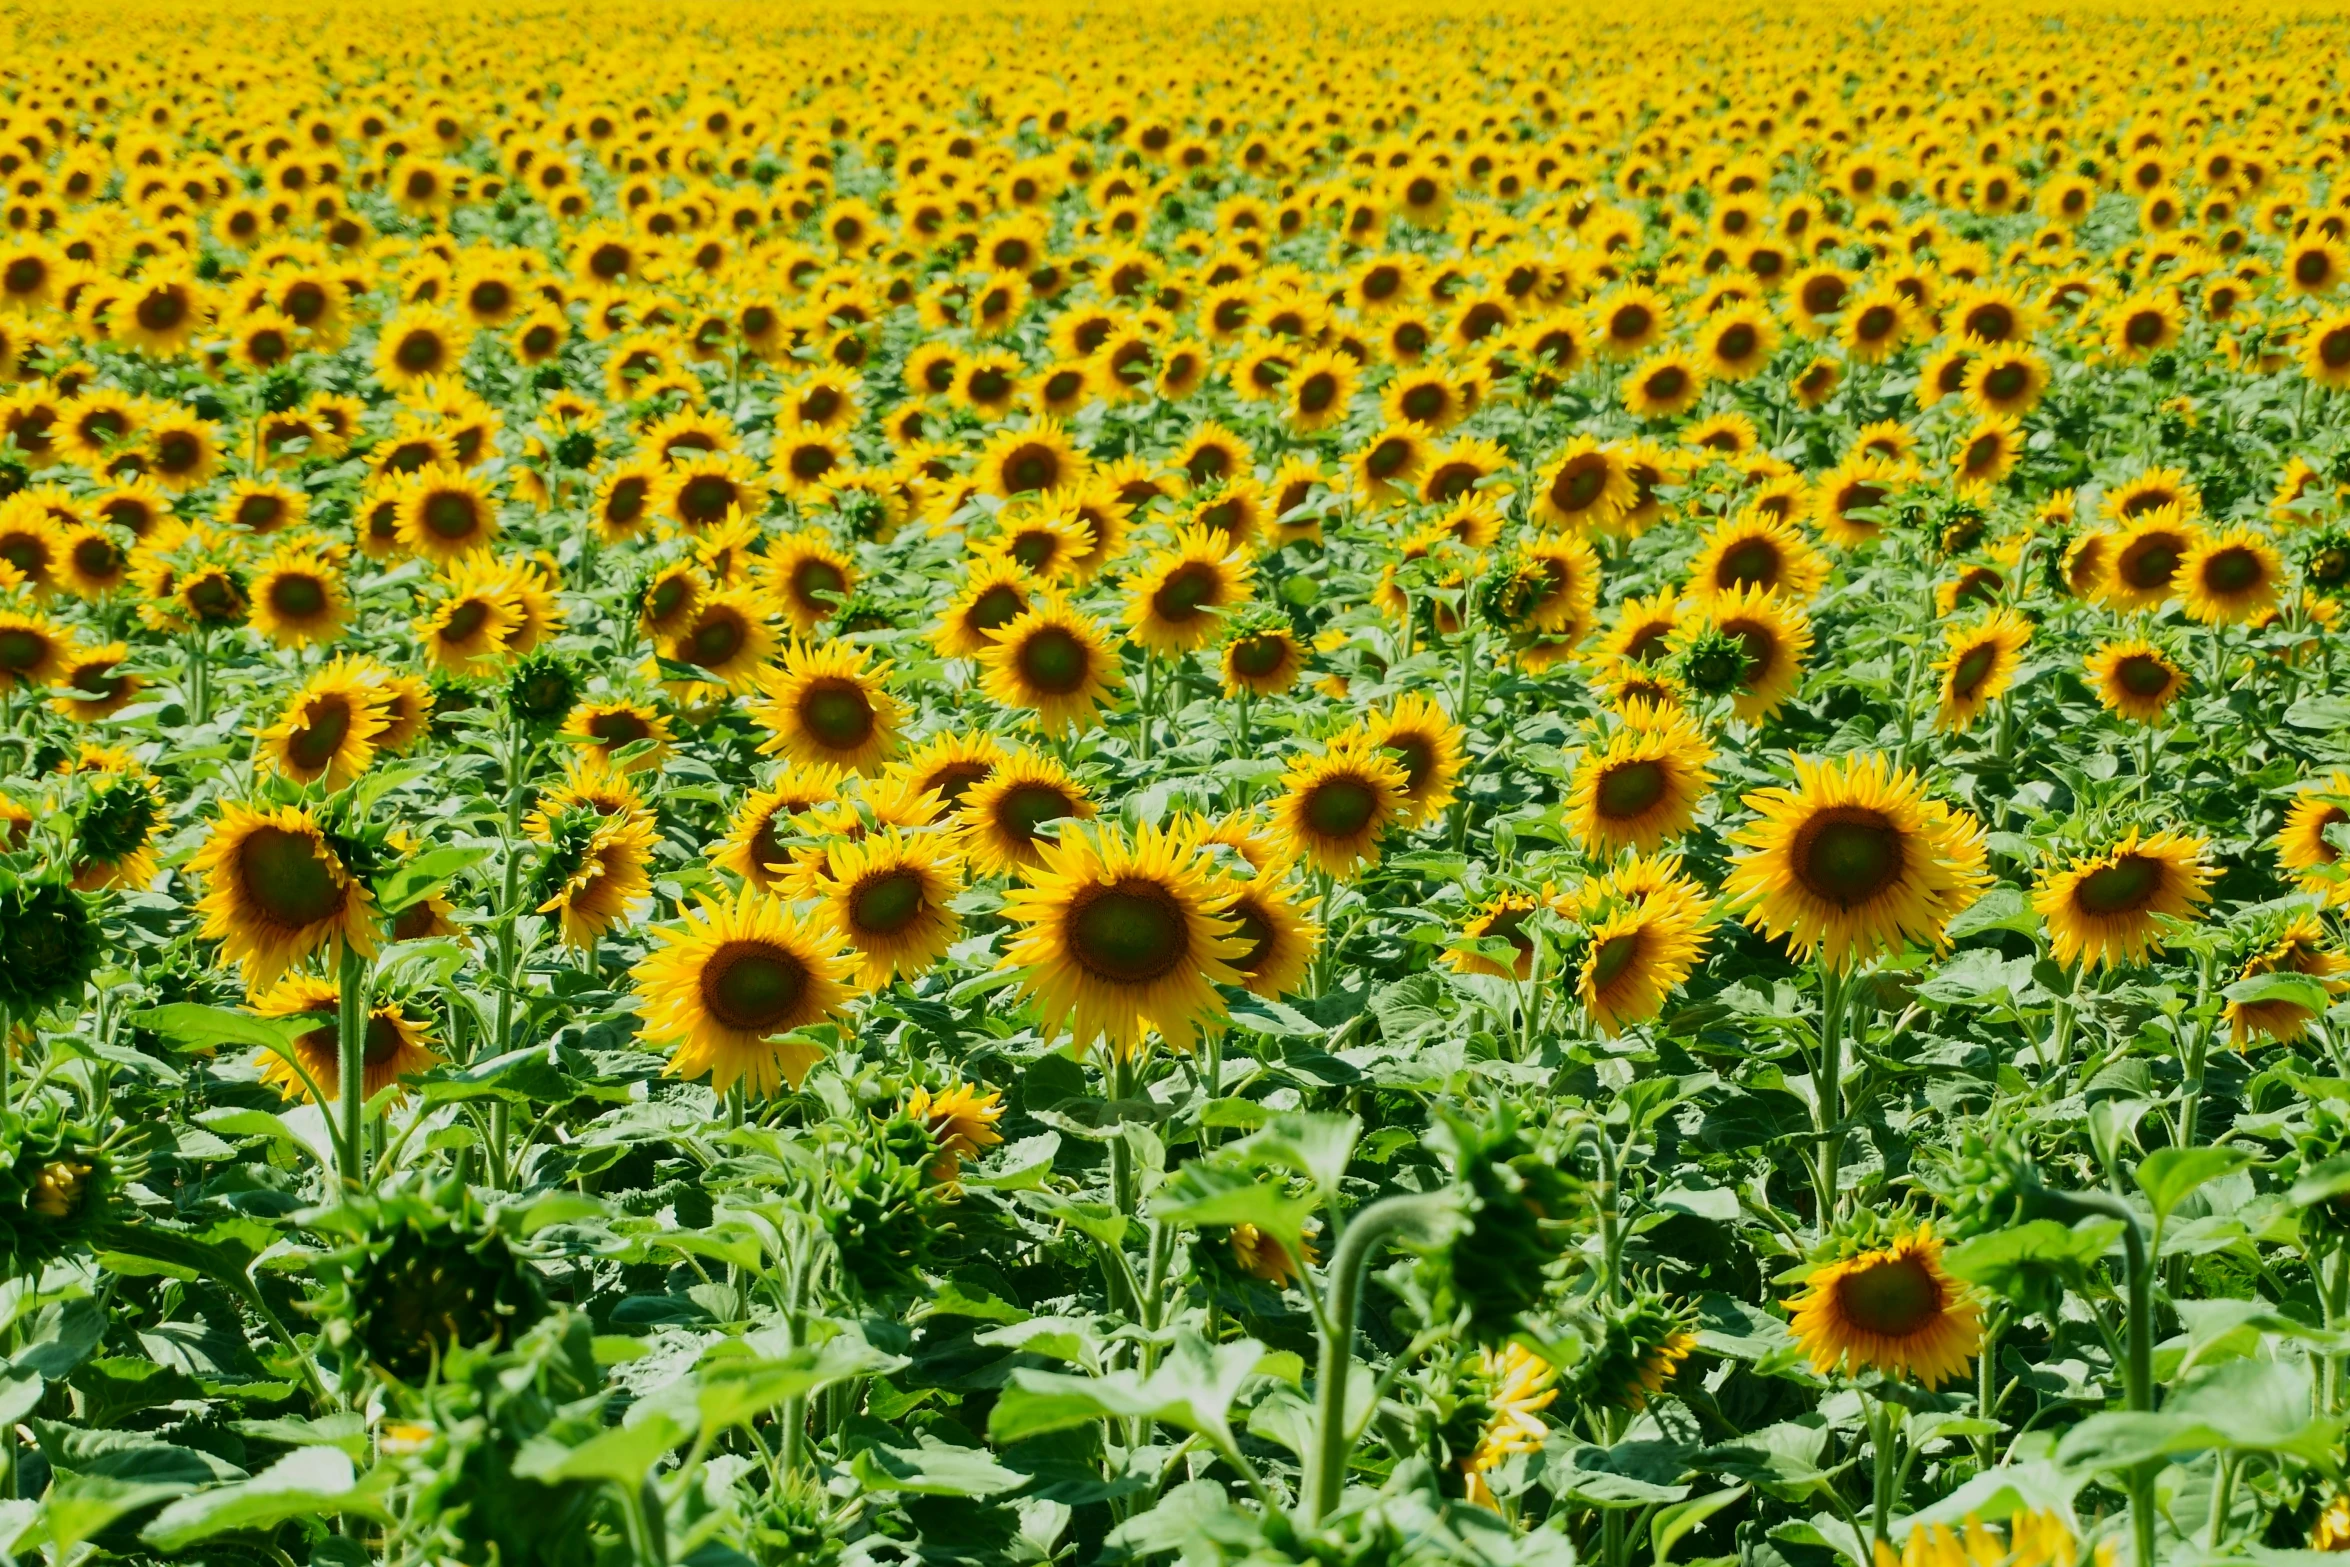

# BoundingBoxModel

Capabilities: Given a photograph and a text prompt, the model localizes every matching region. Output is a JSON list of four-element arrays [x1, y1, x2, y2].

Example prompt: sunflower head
[[1561, 1291, 1699, 1412], [0, 1099, 119, 1276], [1787, 1222, 1982, 1388], [318, 1197, 546, 1384], [1430, 1110, 1579, 1346]]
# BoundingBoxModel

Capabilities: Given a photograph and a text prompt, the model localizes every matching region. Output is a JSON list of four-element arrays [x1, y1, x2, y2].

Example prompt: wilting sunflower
[[1685, 512, 1830, 603], [248, 550, 351, 648], [933, 557, 1037, 659], [1724, 752, 1989, 969], [2277, 775, 2350, 904], [1579, 885, 1710, 1037], [1568, 708, 1717, 854], [955, 749, 1096, 875], [1123, 527, 1254, 655], [976, 600, 1124, 733], [1460, 1344, 1558, 1510], [2085, 638, 2188, 723], [1221, 622, 1307, 697], [2099, 507, 2201, 612], [252, 975, 441, 1105], [2178, 528, 2284, 625], [2226, 918, 2350, 1046], [190, 802, 377, 990], [1363, 692, 1466, 827], [661, 589, 777, 693], [1787, 1227, 1982, 1388], [815, 830, 962, 988], [1270, 740, 1411, 878], [259, 658, 392, 791], [49, 642, 140, 722], [998, 821, 1243, 1057], [2034, 828, 2212, 970], [632, 888, 854, 1095], [750, 640, 902, 776], [1933, 609, 2032, 731], [1673, 584, 1814, 722], [903, 1082, 1006, 1183]]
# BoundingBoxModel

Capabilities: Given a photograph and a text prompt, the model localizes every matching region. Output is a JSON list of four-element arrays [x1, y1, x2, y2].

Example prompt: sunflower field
[[10, 0, 2350, 1562]]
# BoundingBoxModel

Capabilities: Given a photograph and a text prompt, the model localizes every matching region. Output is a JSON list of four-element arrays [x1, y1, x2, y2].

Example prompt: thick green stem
[[1301, 1192, 1453, 1526], [335, 944, 370, 1192], [1813, 963, 1849, 1232], [1108, 1051, 1137, 1217], [2030, 1185, 2154, 1565]]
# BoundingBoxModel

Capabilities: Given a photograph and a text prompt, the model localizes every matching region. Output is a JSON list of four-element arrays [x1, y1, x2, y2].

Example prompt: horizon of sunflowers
[[3, 0, 2350, 1563]]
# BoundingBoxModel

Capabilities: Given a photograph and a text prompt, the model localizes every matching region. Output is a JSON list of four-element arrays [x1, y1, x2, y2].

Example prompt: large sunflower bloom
[[2033, 829, 2212, 970], [1787, 1227, 1982, 1389], [191, 803, 378, 990], [632, 888, 855, 1096]]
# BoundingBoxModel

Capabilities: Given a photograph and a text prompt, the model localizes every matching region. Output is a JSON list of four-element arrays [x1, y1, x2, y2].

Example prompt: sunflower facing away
[[904, 1081, 1006, 1182], [1723, 752, 1989, 969], [998, 821, 1244, 1057], [632, 887, 855, 1096], [1788, 1226, 1982, 1388], [2033, 828, 2213, 970]]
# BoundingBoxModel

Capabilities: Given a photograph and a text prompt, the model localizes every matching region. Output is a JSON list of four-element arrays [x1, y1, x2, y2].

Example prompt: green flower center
[[701, 940, 810, 1033], [1068, 881, 1188, 984]]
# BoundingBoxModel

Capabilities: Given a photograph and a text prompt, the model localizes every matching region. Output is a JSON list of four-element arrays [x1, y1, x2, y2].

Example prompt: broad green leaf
[[1654, 1484, 1746, 1567], [850, 1429, 1026, 1497], [129, 1005, 307, 1056], [2222, 971, 2337, 1012], [2137, 1146, 2257, 1224], [512, 1410, 690, 1487], [987, 1330, 1275, 1454], [230, 1411, 368, 1460], [1148, 1163, 1318, 1252], [141, 1449, 391, 1551], [372, 845, 491, 916], [24, 1474, 193, 1558]]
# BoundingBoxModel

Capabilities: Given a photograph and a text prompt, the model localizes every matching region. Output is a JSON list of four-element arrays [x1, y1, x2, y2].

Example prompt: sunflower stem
[[335, 942, 370, 1192], [1866, 1390, 1898, 1542], [2027, 1184, 2155, 1563], [1300, 1191, 1453, 1527], [1107, 1049, 1137, 1217], [1812, 962, 1850, 1233]]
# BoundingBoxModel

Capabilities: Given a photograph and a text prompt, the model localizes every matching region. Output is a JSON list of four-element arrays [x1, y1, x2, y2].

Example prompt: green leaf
[[141, 1449, 391, 1551], [849, 1428, 1026, 1497], [24, 1474, 193, 1558], [2137, 1146, 2257, 1225], [512, 1411, 690, 1487], [230, 1411, 369, 1460], [987, 1330, 1275, 1454], [193, 1106, 316, 1161], [1941, 886, 2042, 940], [2222, 972, 2337, 1012], [373, 845, 490, 917], [128, 1004, 307, 1056], [1148, 1163, 1319, 1253], [1654, 1484, 1746, 1567], [1019, 1190, 1128, 1248]]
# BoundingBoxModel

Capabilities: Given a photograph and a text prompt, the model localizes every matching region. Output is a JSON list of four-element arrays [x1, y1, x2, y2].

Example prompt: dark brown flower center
[[239, 825, 345, 928], [1303, 776, 1379, 839], [699, 939, 808, 1032], [849, 870, 925, 935], [2074, 854, 2163, 916], [799, 678, 875, 750], [1068, 880, 1188, 984], [1596, 759, 1668, 820], [1792, 808, 1905, 907], [1834, 1253, 1942, 1337]]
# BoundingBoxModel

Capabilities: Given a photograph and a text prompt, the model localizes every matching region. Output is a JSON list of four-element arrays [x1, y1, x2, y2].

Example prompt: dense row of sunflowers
[[2, 0, 2350, 1560]]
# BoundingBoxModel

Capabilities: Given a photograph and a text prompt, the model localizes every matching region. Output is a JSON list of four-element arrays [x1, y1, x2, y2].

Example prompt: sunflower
[[2278, 775, 2350, 903], [1811, 452, 1906, 549], [750, 640, 902, 776], [2178, 528, 2283, 625], [632, 888, 854, 1096], [1933, 609, 2032, 731], [1123, 527, 1254, 655], [1568, 708, 1717, 854], [982, 508, 1092, 581], [1350, 424, 1430, 508], [1787, 1227, 1982, 1388], [1362, 692, 1465, 828], [661, 452, 768, 533], [815, 830, 963, 988], [1447, 890, 1550, 981], [251, 975, 441, 1105], [1621, 349, 1705, 420], [1723, 751, 1990, 969], [373, 306, 469, 392], [2226, 918, 2350, 1047], [190, 802, 377, 990], [1685, 513, 1830, 603], [1283, 348, 1358, 433], [1674, 584, 1814, 722], [1460, 1344, 1558, 1509], [259, 658, 392, 791], [50, 642, 140, 722], [1270, 740, 1411, 878], [999, 821, 1243, 1057], [1212, 870, 1319, 999], [758, 529, 856, 637], [54, 524, 128, 600], [955, 749, 1096, 875], [885, 731, 1008, 822], [592, 457, 663, 544], [67, 760, 166, 892], [1531, 436, 1636, 531], [2085, 638, 2188, 723], [660, 589, 777, 693], [2105, 292, 2184, 360], [1221, 623, 1306, 697], [415, 560, 523, 678], [1579, 887, 1710, 1037], [2034, 829, 2212, 970], [713, 771, 841, 892], [562, 700, 674, 772], [978, 419, 1087, 499], [0, 611, 68, 693], [976, 600, 1123, 733], [1961, 343, 2050, 418], [396, 465, 499, 565], [1597, 591, 1682, 666], [2093, 507, 2198, 612], [904, 1082, 1007, 1183], [534, 810, 656, 949], [248, 550, 350, 648]]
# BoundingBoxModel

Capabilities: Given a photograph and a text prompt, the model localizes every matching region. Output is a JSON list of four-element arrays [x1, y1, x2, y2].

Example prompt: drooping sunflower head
[[1788, 1225, 1982, 1388], [1723, 751, 1990, 970], [2032, 828, 2213, 971], [998, 820, 1244, 1058], [903, 1081, 1006, 1183]]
